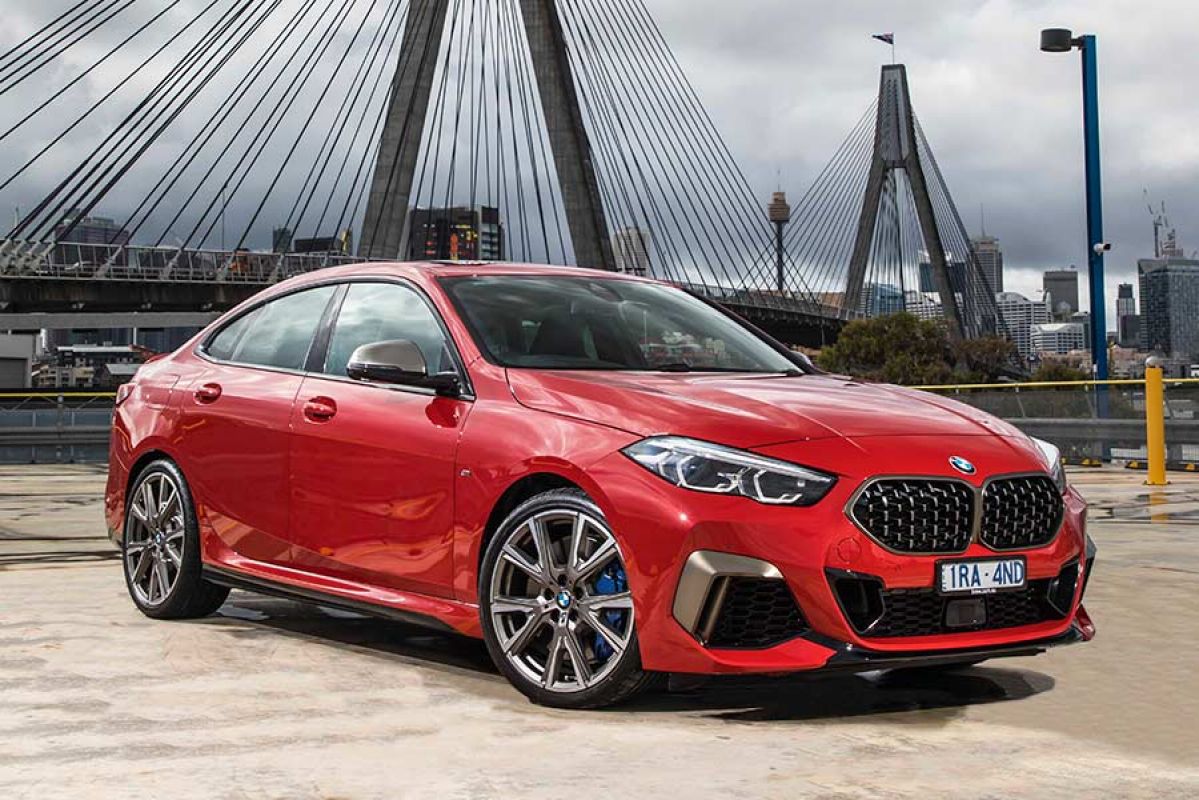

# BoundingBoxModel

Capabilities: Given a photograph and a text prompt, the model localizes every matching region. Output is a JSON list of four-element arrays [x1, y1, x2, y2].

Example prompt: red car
[[106, 262, 1095, 708]]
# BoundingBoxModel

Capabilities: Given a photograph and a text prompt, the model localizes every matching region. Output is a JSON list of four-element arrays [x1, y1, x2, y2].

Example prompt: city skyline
[[2, 2, 1196, 335]]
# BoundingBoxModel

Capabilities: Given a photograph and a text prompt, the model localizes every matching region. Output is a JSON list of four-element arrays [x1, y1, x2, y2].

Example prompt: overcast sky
[[2, 0, 1196, 330], [654, 0, 1199, 328]]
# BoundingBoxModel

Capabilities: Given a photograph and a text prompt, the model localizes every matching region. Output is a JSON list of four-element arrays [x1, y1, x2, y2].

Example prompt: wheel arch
[[477, 472, 583, 572]]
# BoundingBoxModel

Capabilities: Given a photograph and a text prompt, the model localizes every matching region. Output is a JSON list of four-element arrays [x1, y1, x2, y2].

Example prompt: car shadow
[[201, 590, 1055, 723], [202, 591, 500, 678], [623, 667, 1055, 723]]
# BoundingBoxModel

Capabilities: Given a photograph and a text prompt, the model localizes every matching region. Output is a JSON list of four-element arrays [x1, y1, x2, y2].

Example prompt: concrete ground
[[1, 465, 1197, 799]]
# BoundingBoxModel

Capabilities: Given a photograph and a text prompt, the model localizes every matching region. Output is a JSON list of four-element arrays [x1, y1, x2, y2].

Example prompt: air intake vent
[[703, 577, 806, 649]]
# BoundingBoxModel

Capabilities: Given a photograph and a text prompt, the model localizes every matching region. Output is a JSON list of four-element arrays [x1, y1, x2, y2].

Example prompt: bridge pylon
[[843, 65, 998, 340], [359, 0, 614, 268]]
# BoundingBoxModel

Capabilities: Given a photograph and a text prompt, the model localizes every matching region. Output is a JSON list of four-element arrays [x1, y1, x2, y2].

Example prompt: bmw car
[[106, 262, 1096, 708]]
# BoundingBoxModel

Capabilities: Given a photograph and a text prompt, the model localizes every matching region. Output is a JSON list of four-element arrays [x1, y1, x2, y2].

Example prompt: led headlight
[[1032, 437, 1067, 493], [622, 436, 836, 506]]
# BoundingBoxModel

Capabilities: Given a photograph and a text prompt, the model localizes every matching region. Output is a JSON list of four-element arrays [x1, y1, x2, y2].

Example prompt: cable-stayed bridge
[[0, 0, 1003, 346]]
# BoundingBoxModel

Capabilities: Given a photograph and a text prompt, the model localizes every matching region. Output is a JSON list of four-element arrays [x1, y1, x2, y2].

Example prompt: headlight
[[1032, 437, 1067, 493], [622, 436, 836, 506]]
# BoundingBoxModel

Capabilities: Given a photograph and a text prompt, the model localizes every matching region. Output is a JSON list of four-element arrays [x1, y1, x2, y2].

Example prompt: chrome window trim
[[844, 471, 1063, 557]]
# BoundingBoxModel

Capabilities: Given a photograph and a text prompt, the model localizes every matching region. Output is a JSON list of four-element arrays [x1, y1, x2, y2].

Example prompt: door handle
[[194, 383, 222, 403], [303, 396, 337, 422]]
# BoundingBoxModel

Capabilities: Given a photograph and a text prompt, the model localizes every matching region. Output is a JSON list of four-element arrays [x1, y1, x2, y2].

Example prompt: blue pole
[[1079, 35, 1108, 380]]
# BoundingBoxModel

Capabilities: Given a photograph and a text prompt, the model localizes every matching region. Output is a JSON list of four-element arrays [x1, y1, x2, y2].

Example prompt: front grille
[[830, 568, 1075, 639], [850, 479, 975, 553], [981, 476, 1064, 550], [705, 577, 806, 649]]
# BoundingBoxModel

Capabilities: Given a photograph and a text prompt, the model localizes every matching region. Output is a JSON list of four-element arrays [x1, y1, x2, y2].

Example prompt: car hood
[[505, 370, 1025, 449]]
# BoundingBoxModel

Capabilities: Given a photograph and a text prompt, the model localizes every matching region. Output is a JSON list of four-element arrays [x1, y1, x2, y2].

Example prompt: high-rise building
[[862, 284, 905, 317], [1116, 283, 1138, 348], [612, 227, 651, 277], [1032, 322, 1087, 355], [272, 226, 294, 253], [1138, 257, 1199, 358], [1043, 269, 1080, 319], [971, 235, 1004, 293], [53, 211, 131, 246], [407, 206, 503, 262], [996, 291, 1052, 359]]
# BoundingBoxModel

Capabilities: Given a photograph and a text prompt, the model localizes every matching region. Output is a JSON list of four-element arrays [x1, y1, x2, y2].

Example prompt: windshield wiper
[[652, 363, 803, 375]]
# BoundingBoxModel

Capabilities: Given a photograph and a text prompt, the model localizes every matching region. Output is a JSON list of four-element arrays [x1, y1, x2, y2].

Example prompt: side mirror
[[346, 340, 461, 396]]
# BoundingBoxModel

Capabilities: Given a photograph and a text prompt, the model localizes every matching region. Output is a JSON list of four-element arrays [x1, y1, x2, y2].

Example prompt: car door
[[287, 280, 471, 598], [179, 284, 338, 567]]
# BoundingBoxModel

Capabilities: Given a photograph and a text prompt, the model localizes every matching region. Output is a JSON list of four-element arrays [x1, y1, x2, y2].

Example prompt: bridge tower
[[845, 65, 965, 340], [359, 0, 615, 269]]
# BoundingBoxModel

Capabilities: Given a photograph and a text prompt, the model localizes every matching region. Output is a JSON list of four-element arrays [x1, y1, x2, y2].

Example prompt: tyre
[[121, 459, 229, 620], [479, 488, 657, 709]]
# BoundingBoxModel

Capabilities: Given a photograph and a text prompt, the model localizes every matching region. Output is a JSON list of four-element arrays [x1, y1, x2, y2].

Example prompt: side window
[[205, 307, 261, 361], [322, 282, 453, 377], [210, 285, 336, 370]]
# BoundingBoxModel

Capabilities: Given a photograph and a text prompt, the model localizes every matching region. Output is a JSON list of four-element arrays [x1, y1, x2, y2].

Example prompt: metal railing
[[917, 365, 1180, 485], [0, 369, 1184, 480], [0, 391, 115, 464], [0, 240, 365, 284]]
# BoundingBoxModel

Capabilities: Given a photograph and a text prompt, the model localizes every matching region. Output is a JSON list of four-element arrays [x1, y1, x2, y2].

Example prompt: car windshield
[[440, 275, 801, 373]]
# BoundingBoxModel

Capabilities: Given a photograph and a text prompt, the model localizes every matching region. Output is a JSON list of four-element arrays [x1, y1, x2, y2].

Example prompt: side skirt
[[202, 564, 460, 635]]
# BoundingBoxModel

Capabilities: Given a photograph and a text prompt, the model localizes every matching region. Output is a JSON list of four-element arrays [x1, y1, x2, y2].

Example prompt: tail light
[[115, 383, 136, 406]]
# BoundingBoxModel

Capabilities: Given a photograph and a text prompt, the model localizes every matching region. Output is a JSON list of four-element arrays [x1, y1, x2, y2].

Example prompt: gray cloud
[[2, 0, 1195, 329]]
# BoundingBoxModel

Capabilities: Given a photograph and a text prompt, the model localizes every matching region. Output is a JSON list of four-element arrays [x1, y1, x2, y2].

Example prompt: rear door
[[287, 280, 471, 598], [179, 284, 338, 567]]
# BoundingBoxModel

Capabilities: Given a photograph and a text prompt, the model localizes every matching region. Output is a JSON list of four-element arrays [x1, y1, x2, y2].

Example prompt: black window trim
[[197, 275, 475, 400], [196, 282, 341, 378]]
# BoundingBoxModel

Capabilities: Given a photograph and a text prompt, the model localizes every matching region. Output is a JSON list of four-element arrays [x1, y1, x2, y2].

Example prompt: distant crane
[[1144, 190, 1182, 258]]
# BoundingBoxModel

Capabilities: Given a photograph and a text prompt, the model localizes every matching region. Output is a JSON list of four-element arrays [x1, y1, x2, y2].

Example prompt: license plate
[[938, 557, 1026, 595]]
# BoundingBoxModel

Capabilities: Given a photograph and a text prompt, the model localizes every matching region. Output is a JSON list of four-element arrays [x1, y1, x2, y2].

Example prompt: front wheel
[[121, 459, 229, 619], [479, 489, 657, 709]]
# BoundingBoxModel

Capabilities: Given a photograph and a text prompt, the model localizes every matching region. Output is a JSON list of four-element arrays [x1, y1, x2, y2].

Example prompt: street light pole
[[1041, 29, 1109, 380]]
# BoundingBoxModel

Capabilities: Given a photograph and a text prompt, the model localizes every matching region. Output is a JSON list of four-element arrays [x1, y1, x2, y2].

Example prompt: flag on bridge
[[872, 33, 894, 45]]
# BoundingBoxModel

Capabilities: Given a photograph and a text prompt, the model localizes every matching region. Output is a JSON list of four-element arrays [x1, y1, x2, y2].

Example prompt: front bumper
[[586, 436, 1095, 676]]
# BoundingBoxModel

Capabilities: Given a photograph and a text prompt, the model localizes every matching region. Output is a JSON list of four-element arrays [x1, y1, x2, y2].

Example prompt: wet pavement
[[1, 464, 1197, 798]]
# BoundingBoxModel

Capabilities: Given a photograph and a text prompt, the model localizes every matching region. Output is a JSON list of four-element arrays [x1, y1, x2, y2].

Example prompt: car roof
[[285, 260, 657, 284]]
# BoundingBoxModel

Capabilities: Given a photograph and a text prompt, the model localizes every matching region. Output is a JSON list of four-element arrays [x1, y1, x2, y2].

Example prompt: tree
[[817, 313, 1019, 385], [954, 336, 1019, 384], [1030, 361, 1090, 383], [817, 313, 955, 385]]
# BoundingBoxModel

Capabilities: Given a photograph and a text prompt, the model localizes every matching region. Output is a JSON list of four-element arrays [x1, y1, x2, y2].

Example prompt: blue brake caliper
[[592, 563, 627, 661]]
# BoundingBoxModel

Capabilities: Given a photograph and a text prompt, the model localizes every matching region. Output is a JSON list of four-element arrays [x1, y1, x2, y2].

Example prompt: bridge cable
[[7, 0, 261, 242], [0, 0, 183, 143], [0, 0, 225, 198], [0, 0, 137, 96], [123, 0, 329, 246]]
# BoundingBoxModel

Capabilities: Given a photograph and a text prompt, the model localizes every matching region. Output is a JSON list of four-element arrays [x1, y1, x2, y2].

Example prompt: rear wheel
[[122, 459, 228, 619], [479, 489, 657, 709]]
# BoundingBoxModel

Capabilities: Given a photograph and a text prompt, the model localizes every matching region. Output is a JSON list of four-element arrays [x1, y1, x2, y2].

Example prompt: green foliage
[[1030, 361, 1090, 383], [816, 313, 1017, 385]]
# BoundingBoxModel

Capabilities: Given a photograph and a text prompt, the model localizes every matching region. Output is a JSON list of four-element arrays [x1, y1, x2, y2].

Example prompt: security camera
[[1093, 242, 1112, 254]]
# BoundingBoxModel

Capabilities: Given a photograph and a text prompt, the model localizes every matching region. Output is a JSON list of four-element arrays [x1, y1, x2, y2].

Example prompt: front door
[[287, 280, 470, 598]]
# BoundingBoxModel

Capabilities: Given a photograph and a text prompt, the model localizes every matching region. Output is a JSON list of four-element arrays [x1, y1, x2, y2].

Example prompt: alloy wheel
[[488, 508, 634, 693], [124, 472, 185, 607]]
